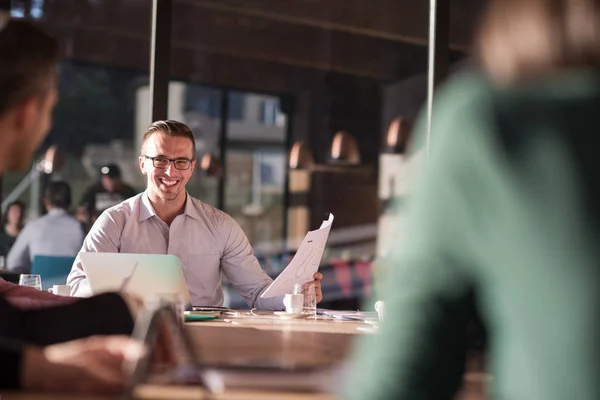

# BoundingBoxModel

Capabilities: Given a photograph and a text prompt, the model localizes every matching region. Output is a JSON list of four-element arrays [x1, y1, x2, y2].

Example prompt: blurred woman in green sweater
[[346, 0, 600, 399]]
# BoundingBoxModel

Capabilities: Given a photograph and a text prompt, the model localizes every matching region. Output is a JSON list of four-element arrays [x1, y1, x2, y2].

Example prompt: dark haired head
[[44, 180, 72, 210], [0, 18, 60, 117], [0, 17, 60, 171], [141, 120, 196, 158]]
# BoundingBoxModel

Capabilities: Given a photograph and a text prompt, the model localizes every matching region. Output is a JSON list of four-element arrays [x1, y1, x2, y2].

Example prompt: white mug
[[48, 284, 71, 297], [283, 293, 304, 314]]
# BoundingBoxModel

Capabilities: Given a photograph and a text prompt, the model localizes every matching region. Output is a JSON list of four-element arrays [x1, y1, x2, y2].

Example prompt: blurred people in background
[[346, 0, 600, 399], [0, 14, 144, 393], [7, 180, 84, 273], [0, 200, 26, 258], [77, 164, 137, 227]]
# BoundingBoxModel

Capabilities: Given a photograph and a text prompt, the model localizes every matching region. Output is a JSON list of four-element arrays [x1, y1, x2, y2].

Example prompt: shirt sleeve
[[344, 75, 489, 400], [67, 209, 124, 297], [218, 214, 284, 310], [0, 293, 134, 346], [6, 224, 33, 273]]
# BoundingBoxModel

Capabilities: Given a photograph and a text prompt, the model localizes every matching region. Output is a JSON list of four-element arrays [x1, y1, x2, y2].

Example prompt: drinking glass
[[154, 293, 185, 325], [302, 283, 317, 317], [19, 274, 42, 291]]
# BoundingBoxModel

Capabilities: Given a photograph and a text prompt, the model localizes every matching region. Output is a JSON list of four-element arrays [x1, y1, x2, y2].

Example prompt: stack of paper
[[317, 309, 379, 322], [261, 214, 334, 298]]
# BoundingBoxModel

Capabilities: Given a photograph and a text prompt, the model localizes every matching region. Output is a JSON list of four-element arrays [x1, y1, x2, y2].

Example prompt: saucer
[[273, 311, 310, 320]]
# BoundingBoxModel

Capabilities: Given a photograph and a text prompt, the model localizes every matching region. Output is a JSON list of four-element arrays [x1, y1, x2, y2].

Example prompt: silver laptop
[[79, 252, 189, 303]]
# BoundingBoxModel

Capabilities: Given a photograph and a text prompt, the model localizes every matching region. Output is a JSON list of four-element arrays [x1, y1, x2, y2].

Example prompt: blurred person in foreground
[[7, 180, 84, 273], [0, 13, 144, 393], [0, 201, 26, 257], [78, 163, 137, 227], [345, 0, 600, 399]]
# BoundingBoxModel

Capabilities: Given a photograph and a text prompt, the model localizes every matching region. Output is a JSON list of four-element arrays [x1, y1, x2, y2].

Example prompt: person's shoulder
[[187, 196, 236, 226], [436, 72, 494, 112], [411, 72, 494, 151], [188, 196, 226, 218], [99, 193, 143, 221]]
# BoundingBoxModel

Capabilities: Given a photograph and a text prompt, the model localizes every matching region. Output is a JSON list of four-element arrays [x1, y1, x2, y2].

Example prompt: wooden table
[[185, 316, 368, 367], [2, 315, 370, 400], [1, 314, 487, 399]]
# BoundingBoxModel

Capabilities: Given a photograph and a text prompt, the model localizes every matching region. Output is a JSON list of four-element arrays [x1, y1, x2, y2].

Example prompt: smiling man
[[67, 120, 323, 309]]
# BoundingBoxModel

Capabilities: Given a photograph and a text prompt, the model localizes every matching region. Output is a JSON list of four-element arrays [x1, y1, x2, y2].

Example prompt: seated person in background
[[77, 163, 137, 227], [67, 120, 323, 309], [0, 15, 147, 393], [7, 180, 84, 273], [0, 201, 26, 258]]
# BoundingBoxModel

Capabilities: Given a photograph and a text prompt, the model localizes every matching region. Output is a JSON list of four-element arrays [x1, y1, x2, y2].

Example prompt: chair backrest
[[31, 255, 75, 290]]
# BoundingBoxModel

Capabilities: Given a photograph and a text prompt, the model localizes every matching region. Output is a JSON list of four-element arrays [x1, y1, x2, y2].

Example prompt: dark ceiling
[[31, 0, 486, 91]]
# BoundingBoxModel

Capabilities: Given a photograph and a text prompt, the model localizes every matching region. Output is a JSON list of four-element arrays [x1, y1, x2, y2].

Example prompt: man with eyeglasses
[[67, 120, 323, 309]]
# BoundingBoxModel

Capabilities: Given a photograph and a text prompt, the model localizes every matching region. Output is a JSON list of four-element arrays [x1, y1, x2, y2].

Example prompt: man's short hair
[[140, 120, 196, 158], [45, 180, 72, 210], [0, 17, 60, 117]]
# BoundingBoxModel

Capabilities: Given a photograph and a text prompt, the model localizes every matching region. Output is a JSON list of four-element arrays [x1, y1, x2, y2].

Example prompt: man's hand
[[22, 335, 145, 393], [306, 272, 324, 303]]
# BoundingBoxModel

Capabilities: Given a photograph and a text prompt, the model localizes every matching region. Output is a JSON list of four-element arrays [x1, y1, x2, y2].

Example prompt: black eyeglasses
[[143, 155, 193, 170]]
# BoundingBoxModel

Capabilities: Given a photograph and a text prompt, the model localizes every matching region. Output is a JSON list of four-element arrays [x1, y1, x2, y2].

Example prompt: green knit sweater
[[346, 71, 600, 400]]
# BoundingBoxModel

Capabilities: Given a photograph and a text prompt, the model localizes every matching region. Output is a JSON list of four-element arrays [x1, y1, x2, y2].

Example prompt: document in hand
[[260, 213, 334, 298]]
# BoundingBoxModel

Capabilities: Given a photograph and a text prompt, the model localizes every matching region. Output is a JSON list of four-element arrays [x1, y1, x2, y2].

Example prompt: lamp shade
[[288, 141, 314, 169], [384, 117, 411, 154], [198, 153, 222, 178], [329, 130, 360, 165]]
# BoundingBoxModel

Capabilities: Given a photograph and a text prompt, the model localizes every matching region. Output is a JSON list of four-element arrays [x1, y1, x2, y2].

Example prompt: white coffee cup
[[283, 293, 304, 314], [48, 284, 71, 297]]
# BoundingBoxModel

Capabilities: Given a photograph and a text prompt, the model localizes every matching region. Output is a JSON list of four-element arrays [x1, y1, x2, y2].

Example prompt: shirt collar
[[139, 191, 202, 222], [183, 192, 202, 221], [139, 192, 156, 222]]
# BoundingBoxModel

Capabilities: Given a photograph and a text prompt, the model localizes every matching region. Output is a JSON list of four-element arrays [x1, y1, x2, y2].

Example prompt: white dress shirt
[[7, 208, 84, 273], [67, 192, 284, 310]]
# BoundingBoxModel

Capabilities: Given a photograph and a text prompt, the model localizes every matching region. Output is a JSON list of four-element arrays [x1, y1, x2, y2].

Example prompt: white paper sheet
[[260, 214, 334, 298]]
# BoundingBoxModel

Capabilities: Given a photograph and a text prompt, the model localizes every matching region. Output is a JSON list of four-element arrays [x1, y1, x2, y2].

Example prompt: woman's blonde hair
[[477, 0, 600, 84]]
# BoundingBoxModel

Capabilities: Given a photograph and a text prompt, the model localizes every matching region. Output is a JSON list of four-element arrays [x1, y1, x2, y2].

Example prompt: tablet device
[[124, 304, 337, 397], [191, 306, 230, 312]]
